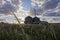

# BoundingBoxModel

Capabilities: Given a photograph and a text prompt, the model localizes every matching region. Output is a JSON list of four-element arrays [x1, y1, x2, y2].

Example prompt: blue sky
[[22, 0, 38, 10], [22, 0, 31, 10], [0, 0, 60, 23]]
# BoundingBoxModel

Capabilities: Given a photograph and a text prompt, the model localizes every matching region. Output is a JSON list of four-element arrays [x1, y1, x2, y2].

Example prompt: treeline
[[0, 22, 60, 40]]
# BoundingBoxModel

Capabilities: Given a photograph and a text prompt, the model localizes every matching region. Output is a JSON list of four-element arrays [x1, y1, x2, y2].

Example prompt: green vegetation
[[0, 23, 60, 40]]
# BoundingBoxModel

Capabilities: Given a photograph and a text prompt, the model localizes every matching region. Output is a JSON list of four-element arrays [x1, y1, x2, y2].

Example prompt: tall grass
[[12, 12, 28, 40], [0, 23, 60, 40]]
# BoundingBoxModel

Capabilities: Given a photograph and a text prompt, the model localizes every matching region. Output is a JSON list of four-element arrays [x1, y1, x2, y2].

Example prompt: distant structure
[[24, 16, 33, 24], [24, 16, 40, 24], [24, 16, 48, 24], [33, 17, 40, 24]]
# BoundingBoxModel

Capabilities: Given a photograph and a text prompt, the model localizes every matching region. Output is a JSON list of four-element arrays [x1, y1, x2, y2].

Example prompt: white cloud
[[30, 8, 43, 16], [31, 0, 45, 7], [31, 1, 36, 7]]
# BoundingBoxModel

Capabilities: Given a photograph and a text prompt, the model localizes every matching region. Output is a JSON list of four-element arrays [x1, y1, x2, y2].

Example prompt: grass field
[[0, 23, 60, 40]]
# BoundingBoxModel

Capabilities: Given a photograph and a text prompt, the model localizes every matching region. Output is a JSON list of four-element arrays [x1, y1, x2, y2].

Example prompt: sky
[[0, 0, 60, 23]]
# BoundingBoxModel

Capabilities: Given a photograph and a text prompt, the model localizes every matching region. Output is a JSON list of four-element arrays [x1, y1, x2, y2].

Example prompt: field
[[0, 23, 60, 40]]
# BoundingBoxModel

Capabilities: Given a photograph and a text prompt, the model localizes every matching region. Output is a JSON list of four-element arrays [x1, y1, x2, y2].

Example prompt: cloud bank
[[0, 0, 22, 15], [30, 0, 60, 16]]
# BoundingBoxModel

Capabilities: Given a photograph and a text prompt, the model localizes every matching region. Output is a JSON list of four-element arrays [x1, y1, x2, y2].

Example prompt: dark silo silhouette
[[24, 16, 33, 24], [33, 17, 40, 24], [24, 16, 48, 24], [24, 16, 41, 24]]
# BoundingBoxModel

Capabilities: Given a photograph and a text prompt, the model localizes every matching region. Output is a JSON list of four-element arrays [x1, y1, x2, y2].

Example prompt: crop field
[[0, 23, 60, 40]]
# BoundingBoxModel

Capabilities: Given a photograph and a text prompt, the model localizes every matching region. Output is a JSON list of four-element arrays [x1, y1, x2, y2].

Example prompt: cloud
[[0, 1, 17, 14], [0, 14, 24, 23], [31, 0, 45, 7], [42, 12, 60, 16], [30, 8, 43, 16], [42, 0, 60, 10], [41, 9, 60, 17], [0, 0, 23, 14], [41, 2, 60, 17], [48, 18, 60, 23], [31, 1, 36, 6], [11, 0, 21, 6], [31, 0, 60, 17]]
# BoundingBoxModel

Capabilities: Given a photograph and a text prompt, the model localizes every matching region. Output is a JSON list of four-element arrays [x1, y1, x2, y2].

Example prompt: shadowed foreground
[[0, 23, 60, 40]]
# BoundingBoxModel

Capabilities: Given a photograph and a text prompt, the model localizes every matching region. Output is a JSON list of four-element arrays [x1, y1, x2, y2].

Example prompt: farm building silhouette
[[24, 8, 48, 24], [24, 16, 40, 24], [24, 16, 48, 24]]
